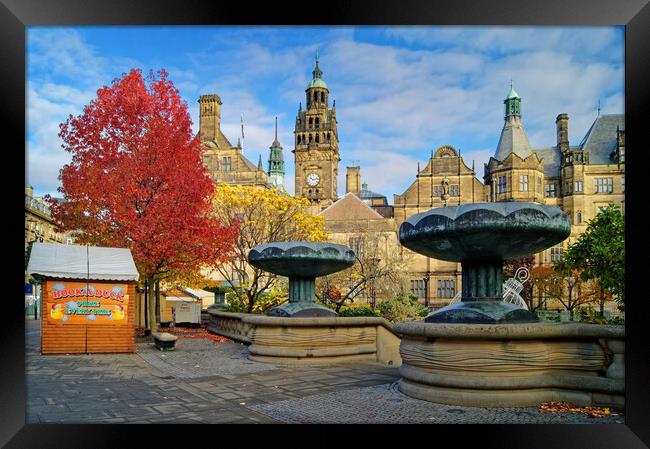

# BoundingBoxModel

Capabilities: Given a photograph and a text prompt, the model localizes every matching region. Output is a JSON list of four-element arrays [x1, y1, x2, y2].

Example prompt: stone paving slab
[[135, 339, 284, 379]]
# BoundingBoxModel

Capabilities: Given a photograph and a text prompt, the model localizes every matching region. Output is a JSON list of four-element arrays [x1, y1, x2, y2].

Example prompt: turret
[[198, 94, 222, 142]]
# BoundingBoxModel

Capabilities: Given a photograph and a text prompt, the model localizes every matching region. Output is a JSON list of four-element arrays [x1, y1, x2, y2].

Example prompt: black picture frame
[[2, 0, 648, 447]]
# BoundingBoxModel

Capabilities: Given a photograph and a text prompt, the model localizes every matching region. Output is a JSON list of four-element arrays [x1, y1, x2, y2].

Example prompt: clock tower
[[293, 53, 340, 209]]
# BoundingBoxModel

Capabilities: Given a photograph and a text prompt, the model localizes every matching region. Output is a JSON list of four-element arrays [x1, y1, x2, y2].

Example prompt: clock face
[[307, 173, 320, 186]]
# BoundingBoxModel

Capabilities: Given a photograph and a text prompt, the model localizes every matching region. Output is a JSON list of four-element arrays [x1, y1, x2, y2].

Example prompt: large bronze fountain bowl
[[399, 202, 571, 323]]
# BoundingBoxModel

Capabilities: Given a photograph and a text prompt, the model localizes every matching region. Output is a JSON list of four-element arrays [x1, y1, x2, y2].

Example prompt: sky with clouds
[[26, 26, 624, 200]]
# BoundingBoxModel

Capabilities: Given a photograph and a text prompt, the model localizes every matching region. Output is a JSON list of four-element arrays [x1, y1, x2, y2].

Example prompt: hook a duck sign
[[47, 281, 129, 325]]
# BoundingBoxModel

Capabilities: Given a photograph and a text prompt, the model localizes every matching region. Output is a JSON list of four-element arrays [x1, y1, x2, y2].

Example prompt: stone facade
[[391, 146, 488, 308], [319, 87, 623, 310], [198, 94, 271, 189], [25, 186, 73, 248], [293, 56, 340, 210], [484, 89, 625, 268], [196, 66, 623, 314]]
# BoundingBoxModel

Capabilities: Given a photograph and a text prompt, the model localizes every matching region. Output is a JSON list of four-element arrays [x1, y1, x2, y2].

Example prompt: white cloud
[[26, 26, 624, 204]]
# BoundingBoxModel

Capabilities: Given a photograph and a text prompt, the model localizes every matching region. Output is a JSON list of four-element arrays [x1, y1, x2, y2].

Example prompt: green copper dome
[[307, 78, 328, 89], [307, 51, 328, 90]]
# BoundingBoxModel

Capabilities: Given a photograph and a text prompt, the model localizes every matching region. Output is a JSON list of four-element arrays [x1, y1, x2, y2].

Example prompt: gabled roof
[[319, 192, 384, 221], [578, 114, 624, 164], [27, 243, 139, 281]]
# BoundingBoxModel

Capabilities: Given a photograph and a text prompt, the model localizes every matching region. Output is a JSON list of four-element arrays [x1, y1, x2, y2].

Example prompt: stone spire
[[268, 116, 285, 191], [272, 116, 282, 148], [494, 83, 532, 161]]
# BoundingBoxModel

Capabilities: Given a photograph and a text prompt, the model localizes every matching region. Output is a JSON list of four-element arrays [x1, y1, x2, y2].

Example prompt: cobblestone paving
[[249, 382, 625, 424], [25, 320, 624, 424]]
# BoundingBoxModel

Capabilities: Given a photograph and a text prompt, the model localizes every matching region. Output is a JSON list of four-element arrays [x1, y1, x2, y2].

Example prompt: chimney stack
[[346, 166, 361, 196]]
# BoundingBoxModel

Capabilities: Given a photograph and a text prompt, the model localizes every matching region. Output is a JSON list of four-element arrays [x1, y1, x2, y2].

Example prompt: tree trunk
[[155, 280, 161, 325], [147, 277, 158, 334], [144, 279, 149, 333], [599, 285, 605, 317], [247, 291, 255, 313]]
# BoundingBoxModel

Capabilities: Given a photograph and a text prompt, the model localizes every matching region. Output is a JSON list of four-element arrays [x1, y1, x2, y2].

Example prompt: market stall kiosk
[[27, 243, 139, 354]]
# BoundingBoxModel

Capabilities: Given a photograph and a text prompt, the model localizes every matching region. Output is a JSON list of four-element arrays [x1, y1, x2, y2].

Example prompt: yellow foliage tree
[[211, 184, 328, 312]]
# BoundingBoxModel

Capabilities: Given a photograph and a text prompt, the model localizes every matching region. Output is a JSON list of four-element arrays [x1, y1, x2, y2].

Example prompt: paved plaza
[[25, 319, 625, 424]]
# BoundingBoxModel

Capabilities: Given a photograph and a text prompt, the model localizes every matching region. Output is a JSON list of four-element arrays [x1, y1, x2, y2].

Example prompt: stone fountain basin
[[393, 321, 625, 408], [399, 202, 571, 261], [248, 241, 356, 278]]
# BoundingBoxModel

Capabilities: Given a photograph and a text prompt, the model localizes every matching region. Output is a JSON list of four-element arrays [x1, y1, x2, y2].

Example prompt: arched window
[[320, 92, 325, 103], [309, 117, 313, 127], [315, 133, 320, 143], [315, 117, 320, 128], [327, 132, 331, 142], [309, 134, 313, 143], [577, 211, 582, 224]]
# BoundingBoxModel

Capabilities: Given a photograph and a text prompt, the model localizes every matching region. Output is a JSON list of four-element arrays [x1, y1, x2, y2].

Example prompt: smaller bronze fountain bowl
[[248, 242, 356, 317], [399, 202, 571, 323]]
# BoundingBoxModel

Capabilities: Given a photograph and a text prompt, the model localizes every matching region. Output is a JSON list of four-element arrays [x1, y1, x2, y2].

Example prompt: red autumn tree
[[47, 69, 237, 332]]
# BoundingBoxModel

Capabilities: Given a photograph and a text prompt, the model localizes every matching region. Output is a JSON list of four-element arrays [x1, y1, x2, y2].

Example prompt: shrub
[[536, 310, 560, 322], [338, 303, 381, 317], [575, 305, 625, 325], [378, 293, 428, 323], [224, 287, 287, 314]]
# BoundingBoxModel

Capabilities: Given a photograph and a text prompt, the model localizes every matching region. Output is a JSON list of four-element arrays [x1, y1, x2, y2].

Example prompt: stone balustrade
[[207, 310, 402, 366]]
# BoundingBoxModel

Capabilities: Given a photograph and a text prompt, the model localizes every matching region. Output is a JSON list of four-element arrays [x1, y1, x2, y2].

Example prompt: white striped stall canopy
[[27, 242, 139, 282]]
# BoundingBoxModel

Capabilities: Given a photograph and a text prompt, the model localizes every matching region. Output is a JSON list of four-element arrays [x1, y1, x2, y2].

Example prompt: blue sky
[[27, 26, 624, 200]]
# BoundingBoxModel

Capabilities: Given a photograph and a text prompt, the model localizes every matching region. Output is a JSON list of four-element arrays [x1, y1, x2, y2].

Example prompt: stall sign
[[47, 281, 129, 325]]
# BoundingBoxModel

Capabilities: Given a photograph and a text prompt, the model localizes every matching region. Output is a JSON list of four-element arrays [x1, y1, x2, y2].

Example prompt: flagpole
[[240, 113, 245, 151]]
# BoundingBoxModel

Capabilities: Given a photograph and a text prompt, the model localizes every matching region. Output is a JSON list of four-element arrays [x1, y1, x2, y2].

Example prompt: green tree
[[562, 204, 625, 314], [378, 292, 429, 323]]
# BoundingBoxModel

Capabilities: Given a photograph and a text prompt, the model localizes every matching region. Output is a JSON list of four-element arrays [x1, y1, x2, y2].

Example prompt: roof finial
[[312, 50, 323, 80], [275, 116, 278, 141], [597, 99, 601, 117], [510, 79, 513, 89], [258, 154, 263, 171]]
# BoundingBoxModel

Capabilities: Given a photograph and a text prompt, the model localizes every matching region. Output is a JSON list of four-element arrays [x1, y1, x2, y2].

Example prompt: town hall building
[[196, 56, 624, 310]]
